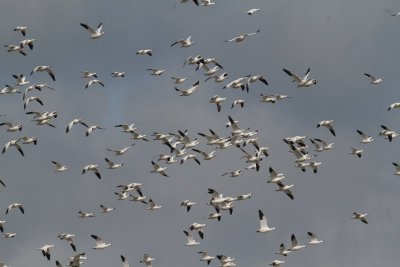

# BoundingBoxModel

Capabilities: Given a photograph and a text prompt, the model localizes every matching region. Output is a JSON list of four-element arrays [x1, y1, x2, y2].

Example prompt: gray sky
[[1, 0, 400, 266]]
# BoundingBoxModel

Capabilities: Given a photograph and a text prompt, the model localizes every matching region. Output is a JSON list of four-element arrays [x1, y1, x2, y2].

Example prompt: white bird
[[183, 230, 200, 246], [4, 44, 26, 56], [121, 255, 130, 267], [0, 122, 22, 132], [111, 72, 126, 78], [140, 254, 155, 267], [57, 233, 76, 251], [231, 99, 245, 109], [66, 118, 89, 133], [147, 68, 165, 76], [151, 161, 169, 177], [2, 139, 24, 156], [180, 200, 196, 212], [30, 66, 56, 81], [82, 164, 101, 179], [180, 154, 200, 165], [6, 203, 24, 214], [12, 74, 29, 86], [247, 8, 260, 15], [86, 125, 105, 137], [2, 232, 16, 238], [379, 125, 399, 142], [78, 210, 95, 218], [198, 252, 215, 265], [136, 49, 152, 56], [0, 220, 4, 232], [275, 243, 291, 257], [171, 76, 188, 84], [222, 170, 242, 177], [391, 11, 400, 16], [105, 158, 124, 169], [107, 144, 135, 156], [20, 38, 36, 50], [85, 79, 104, 89], [307, 232, 323, 245], [317, 120, 336, 136], [51, 161, 68, 172], [210, 95, 227, 112], [201, 0, 215, 6], [171, 35, 195, 47], [364, 73, 383, 84], [192, 148, 217, 160], [38, 245, 54, 260], [356, 129, 374, 143], [115, 123, 137, 133], [175, 81, 200, 96], [275, 181, 294, 200], [352, 212, 368, 224], [207, 212, 222, 221], [24, 96, 43, 110], [246, 75, 268, 92], [80, 22, 105, 39], [269, 260, 285, 266], [388, 103, 400, 111], [115, 191, 130, 200], [350, 148, 363, 158], [14, 26, 27, 36], [392, 162, 400, 175], [289, 234, 305, 251], [81, 71, 98, 78], [267, 167, 285, 183], [308, 161, 322, 174], [147, 198, 162, 210], [283, 67, 316, 87], [0, 84, 21, 94], [205, 72, 228, 83], [189, 222, 206, 239], [91, 234, 111, 249], [225, 29, 261, 43], [312, 138, 334, 151], [257, 210, 276, 232]]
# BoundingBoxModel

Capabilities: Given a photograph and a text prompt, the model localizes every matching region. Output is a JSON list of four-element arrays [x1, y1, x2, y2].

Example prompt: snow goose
[[14, 26, 27, 36], [289, 234, 305, 251], [78, 210, 95, 218], [107, 144, 135, 155], [130, 131, 149, 141], [192, 148, 217, 160], [12, 74, 29, 86], [180, 154, 200, 165], [210, 95, 226, 112], [257, 209, 275, 232], [2, 233, 16, 238], [313, 138, 334, 150], [180, 200, 196, 212], [267, 167, 285, 183], [136, 49, 152, 56], [207, 212, 221, 221], [205, 72, 228, 83], [91, 234, 111, 249], [201, 0, 215, 6], [352, 212, 368, 224], [24, 96, 43, 110], [198, 252, 215, 265], [85, 79, 104, 89], [349, 148, 363, 158], [317, 120, 336, 136], [379, 125, 399, 142], [175, 81, 200, 96], [392, 162, 400, 175], [2, 139, 24, 156], [247, 8, 260, 15], [184, 230, 200, 246], [4, 44, 26, 56], [140, 254, 155, 267], [222, 77, 246, 90], [30, 66, 56, 81], [308, 161, 322, 173], [121, 255, 130, 267], [356, 129, 374, 143], [115, 191, 129, 200], [151, 161, 169, 177], [171, 36, 195, 47], [0, 122, 22, 132], [100, 205, 115, 213], [115, 123, 137, 133], [20, 39, 36, 50], [275, 243, 290, 256], [105, 158, 124, 169], [111, 72, 125, 78], [66, 118, 89, 133], [81, 71, 97, 78], [231, 99, 245, 109], [171, 77, 188, 84], [307, 232, 323, 245], [147, 199, 162, 210], [0, 85, 21, 94], [246, 75, 268, 91], [80, 22, 104, 39], [86, 125, 105, 137], [189, 223, 205, 239], [275, 182, 294, 200], [6, 203, 24, 214], [364, 73, 383, 84], [225, 29, 260, 43], [222, 170, 242, 177], [57, 233, 76, 251], [147, 68, 165, 76], [82, 164, 101, 179], [388, 103, 400, 111], [269, 260, 285, 266], [283, 67, 316, 87]]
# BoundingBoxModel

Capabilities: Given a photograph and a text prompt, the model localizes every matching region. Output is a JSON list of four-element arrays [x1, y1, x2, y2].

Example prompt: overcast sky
[[1, 0, 400, 266]]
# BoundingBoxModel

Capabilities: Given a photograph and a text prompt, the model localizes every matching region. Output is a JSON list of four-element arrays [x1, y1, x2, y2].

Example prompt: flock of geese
[[1, 0, 400, 267]]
